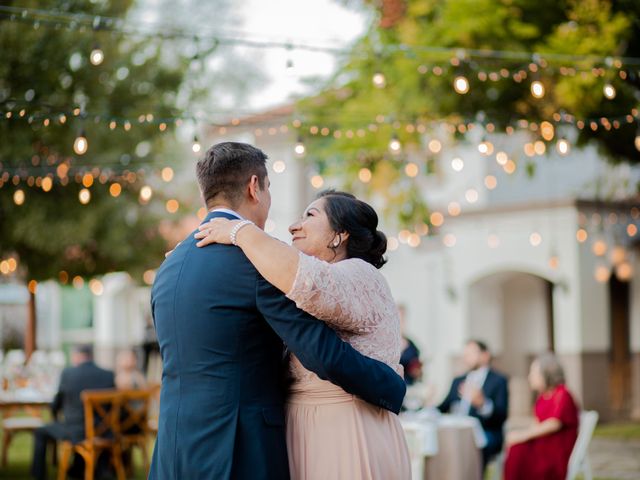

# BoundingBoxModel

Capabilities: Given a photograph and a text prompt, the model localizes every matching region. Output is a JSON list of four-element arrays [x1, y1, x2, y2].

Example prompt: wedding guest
[[437, 339, 508, 469], [115, 349, 147, 390], [30, 344, 114, 480], [504, 352, 579, 480], [398, 305, 422, 385]]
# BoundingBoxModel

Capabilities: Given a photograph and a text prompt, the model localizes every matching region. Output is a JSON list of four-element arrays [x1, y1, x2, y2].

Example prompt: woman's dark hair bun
[[317, 190, 388, 269]]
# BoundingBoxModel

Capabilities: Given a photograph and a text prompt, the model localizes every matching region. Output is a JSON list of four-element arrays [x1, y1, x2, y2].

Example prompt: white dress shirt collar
[[210, 208, 243, 220]]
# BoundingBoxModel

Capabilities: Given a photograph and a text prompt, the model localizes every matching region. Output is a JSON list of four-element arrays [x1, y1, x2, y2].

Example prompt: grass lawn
[[593, 422, 640, 440], [0, 431, 150, 479]]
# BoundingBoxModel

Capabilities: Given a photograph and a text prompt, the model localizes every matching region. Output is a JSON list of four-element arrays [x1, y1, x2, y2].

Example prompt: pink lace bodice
[[286, 252, 403, 382]]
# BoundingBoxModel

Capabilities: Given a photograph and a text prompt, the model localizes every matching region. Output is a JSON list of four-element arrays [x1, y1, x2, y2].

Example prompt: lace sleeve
[[286, 253, 383, 333]]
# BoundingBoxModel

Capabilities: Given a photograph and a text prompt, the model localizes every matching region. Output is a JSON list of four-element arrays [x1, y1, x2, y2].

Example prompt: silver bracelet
[[230, 220, 254, 246]]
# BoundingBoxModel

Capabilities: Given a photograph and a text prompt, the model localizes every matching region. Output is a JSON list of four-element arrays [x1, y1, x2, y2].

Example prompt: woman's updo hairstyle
[[317, 190, 387, 269]]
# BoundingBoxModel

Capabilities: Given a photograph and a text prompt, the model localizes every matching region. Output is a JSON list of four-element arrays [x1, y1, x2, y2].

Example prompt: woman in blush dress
[[195, 190, 411, 479], [504, 352, 579, 480]]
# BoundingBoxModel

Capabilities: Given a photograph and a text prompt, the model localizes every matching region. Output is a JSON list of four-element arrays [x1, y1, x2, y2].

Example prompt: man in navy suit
[[30, 344, 115, 480], [149, 142, 406, 480], [438, 339, 509, 469]]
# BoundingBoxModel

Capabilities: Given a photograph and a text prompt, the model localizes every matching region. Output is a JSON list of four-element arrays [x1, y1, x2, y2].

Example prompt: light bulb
[[139, 185, 153, 203], [478, 139, 494, 156], [372, 72, 386, 88], [73, 131, 88, 155], [594, 264, 610, 283], [635, 131, 640, 152], [603, 83, 616, 100], [90, 47, 104, 66], [557, 137, 570, 155], [192, 136, 201, 153], [294, 138, 305, 156], [13, 189, 25, 205], [389, 135, 401, 154], [531, 80, 545, 98], [616, 261, 633, 282], [79, 188, 91, 204], [453, 75, 470, 94], [451, 157, 464, 172]]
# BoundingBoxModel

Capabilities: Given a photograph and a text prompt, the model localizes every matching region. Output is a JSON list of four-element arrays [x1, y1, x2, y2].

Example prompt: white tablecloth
[[401, 411, 486, 480]]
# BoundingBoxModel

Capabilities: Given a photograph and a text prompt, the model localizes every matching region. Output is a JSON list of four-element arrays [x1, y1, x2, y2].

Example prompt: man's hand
[[458, 382, 485, 408]]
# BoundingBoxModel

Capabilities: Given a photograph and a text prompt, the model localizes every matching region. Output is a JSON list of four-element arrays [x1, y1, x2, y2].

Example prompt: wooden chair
[[57, 390, 125, 480], [119, 389, 152, 476]]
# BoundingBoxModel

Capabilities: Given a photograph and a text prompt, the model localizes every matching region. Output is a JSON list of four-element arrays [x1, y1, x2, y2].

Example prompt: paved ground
[[589, 437, 640, 480]]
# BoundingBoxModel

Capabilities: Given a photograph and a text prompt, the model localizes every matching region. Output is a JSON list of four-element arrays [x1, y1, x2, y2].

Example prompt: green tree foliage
[[298, 0, 640, 227], [0, 0, 206, 282]]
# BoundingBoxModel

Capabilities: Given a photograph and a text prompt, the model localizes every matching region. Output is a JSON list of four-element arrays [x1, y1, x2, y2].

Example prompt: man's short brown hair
[[196, 142, 268, 208]]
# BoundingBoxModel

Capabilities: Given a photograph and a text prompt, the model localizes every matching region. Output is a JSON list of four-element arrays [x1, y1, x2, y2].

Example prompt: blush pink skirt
[[286, 378, 411, 480]]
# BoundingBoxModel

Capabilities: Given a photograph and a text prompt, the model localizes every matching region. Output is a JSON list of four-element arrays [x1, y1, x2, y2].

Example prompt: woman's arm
[[195, 218, 381, 333], [506, 418, 562, 446], [195, 218, 299, 294]]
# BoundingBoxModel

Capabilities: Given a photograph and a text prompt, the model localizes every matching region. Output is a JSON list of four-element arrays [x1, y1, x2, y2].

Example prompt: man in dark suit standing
[[30, 344, 115, 480], [149, 142, 406, 480], [438, 339, 509, 469]]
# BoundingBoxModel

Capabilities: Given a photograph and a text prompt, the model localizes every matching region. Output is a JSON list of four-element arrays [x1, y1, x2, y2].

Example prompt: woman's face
[[528, 360, 546, 393], [289, 198, 345, 262]]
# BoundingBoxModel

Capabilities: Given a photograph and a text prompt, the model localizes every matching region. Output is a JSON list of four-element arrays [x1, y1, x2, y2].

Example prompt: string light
[[73, 130, 88, 155], [594, 263, 611, 283], [635, 128, 640, 152], [161, 167, 174, 182], [78, 188, 91, 204], [616, 261, 633, 282], [388, 134, 401, 154], [139, 185, 153, 203], [428, 139, 442, 153], [405, 162, 419, 177], [13, 189, 25, 205], [453, 75, 470, 94], [294, 137, 306, 156], [372, 72, 386, 88], [557, 137, 570, 155], [531, 80, 545, 98], [89, 45, 104, 66], [451, 157, 464, 172], [592, 239, 607, 256], [272, 160, 286, 173], [529, 232, 542, 247], [358, 168, 372, 183], [603, 83, 616, 100], [310, 175, 324, 189], [192, 135, 201, 153], [478, 139, 494, 156]]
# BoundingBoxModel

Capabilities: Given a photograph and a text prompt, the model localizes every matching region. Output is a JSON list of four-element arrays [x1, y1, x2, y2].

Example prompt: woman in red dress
[[504, 352, 579, 480]]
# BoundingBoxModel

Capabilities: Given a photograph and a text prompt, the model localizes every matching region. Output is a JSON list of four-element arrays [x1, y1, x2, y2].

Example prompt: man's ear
[[247, 175, 260, 203]]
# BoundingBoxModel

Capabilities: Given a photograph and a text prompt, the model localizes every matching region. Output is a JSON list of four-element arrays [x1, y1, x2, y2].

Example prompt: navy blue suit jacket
[[437, 369, 508, 437], [149, 211, 406, 480]]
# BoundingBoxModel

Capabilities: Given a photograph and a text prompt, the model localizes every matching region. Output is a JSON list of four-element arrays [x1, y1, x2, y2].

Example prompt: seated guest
[[398, 305, 422, 385], [115, 349, 147, 390], [504, 352, 579, 480], [437, 339, 508, 469], [31, 344, 115, 480]]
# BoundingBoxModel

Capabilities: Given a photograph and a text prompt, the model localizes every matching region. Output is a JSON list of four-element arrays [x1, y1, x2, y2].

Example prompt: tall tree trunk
[[25, 290, 36, 361]]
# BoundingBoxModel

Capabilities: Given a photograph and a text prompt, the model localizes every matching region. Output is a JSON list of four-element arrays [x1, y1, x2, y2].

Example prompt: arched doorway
[[468, 271, 554, 418]]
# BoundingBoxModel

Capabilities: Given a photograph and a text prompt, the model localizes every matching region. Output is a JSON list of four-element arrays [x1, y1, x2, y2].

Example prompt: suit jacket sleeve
[[256, 274, 406, 414]]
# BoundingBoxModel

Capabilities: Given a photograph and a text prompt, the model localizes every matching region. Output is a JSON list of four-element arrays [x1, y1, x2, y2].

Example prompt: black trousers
[[31, 423, 66, 480]]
